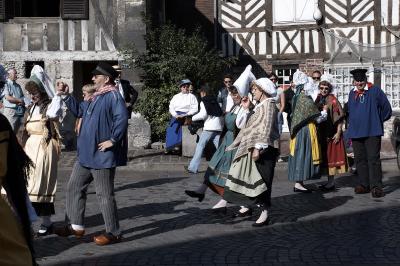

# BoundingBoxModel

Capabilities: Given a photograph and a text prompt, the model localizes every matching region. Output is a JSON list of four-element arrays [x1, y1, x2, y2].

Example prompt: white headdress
[[253, 78, 277, 97], [30, 65, 55, 98], [233, 65, 256, 97], [320, 72, 337, 95], [293, 70, 309, 86], [292, 70, 318, 100]]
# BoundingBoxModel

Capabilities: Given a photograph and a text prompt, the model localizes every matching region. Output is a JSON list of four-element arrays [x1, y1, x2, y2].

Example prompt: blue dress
[[205, 108, 239, 195], [165, 111, 186, 152]]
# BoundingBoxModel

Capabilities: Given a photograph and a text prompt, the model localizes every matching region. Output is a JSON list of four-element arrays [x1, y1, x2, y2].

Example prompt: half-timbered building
[[0, 0, 146, 147], [0, 0, 146, 95], [157, 0, 399, 138]]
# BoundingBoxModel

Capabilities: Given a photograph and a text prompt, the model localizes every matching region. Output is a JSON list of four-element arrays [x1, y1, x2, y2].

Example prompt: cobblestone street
[[34, 152, 400, 266]]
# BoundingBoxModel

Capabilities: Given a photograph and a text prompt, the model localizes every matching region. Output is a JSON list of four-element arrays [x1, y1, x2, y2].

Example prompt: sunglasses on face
[[312, 76, 321, 80], [319, 86, 329, 91]]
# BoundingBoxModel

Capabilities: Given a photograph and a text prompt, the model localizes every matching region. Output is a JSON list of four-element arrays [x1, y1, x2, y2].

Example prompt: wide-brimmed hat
[[178, 79, 192, 87], [92, 62, 119, 79], [252, 78, 277, 97]]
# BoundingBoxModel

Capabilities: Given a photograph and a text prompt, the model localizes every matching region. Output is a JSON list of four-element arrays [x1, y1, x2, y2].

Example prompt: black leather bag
[[188, 120, 204, 135]]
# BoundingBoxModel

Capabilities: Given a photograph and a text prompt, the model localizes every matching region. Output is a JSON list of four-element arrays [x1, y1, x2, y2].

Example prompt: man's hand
[[98, 140, 114, 152], [252, 148, 260, 161]]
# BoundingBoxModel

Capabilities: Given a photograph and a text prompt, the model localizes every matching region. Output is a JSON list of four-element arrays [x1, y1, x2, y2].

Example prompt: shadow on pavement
[[48, 205, 400, 265], [114, 176, 187, 192]]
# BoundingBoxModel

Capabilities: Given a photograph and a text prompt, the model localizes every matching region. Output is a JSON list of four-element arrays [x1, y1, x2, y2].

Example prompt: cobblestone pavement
[[34, 153, 400, 266]]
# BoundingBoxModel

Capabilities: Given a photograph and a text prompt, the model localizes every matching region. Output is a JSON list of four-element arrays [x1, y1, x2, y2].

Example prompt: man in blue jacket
[[55, 62, 128, 245], [346, 69, 392, 198]]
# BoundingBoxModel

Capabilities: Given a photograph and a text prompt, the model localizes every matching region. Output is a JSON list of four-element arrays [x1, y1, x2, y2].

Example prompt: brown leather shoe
[[371, 187, 385, 198], [93, 233, 122, 246], [54, 224, 85, 238], [354, 185, 370, 194]]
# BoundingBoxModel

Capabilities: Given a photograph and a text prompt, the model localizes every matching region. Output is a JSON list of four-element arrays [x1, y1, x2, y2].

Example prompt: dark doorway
[[73, 61, 118, 100]]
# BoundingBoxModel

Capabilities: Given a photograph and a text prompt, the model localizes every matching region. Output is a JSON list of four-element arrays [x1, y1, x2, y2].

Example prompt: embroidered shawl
[[290, 93, 320, 138], [227, 98, 278, 161]]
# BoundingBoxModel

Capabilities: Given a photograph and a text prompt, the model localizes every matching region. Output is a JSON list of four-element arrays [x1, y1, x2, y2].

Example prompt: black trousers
[[255, 147, 279, 208], [351, 136, 383, 189]]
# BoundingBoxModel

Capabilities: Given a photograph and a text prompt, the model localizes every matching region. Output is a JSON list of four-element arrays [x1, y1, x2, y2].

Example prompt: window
[[24, 61, 44, 78], [273, 0, 315, 25], [274, 66, 298, 89], [0, 0, 88, 21], [15, 0, 60, 17]]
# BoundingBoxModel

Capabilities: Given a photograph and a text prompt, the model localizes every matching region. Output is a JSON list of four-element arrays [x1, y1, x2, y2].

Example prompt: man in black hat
[[345, 68, 392, 198], [55, 62, 128, 245], [113, 65, 138, 119]]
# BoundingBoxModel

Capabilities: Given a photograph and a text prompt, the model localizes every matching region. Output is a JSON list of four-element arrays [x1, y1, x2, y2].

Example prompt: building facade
[[0, 0, 146, 148], [157, 0, 399, 137], [0, 0, 146, 94]]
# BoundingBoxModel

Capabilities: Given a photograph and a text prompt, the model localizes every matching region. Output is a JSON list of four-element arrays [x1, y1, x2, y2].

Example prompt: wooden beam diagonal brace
[[281, 31, 299, 54], [90, 0, 116, 51]]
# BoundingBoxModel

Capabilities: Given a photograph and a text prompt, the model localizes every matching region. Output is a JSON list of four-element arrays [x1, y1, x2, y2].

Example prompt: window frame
[[272, 0, 316, 26]]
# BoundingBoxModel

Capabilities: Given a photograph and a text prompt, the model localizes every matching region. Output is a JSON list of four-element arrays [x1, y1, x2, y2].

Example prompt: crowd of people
[[183, 66, 392, 227], [0, 61, 393, 264]]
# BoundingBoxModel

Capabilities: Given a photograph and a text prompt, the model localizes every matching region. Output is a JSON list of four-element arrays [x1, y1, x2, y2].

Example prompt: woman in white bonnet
[[287, 70, 328, 193], [223, 77, 280, 227], [23, 65, 63, 236]]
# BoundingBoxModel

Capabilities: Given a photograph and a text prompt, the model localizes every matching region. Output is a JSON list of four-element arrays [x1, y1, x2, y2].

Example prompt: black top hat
[[350, 69, 368, 82], [92, 62, 118, 80]]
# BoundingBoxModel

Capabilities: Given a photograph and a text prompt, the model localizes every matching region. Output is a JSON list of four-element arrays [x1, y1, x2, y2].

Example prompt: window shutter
[[0, 0, 14, 22], [61, 0, 89, 20]]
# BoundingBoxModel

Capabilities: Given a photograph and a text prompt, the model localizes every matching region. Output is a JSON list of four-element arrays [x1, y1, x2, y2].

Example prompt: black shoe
[[211, 207, 227, 214], [232, 208, 253, 218], [184, 190, 205, 202], [319, 184, 336, 192], [37, 223, 54, 237], [252, 217, 270, 227], [293, 187, 312, 193]]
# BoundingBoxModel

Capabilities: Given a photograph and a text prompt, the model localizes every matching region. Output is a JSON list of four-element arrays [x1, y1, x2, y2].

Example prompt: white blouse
[[169, 92, 198, 118]]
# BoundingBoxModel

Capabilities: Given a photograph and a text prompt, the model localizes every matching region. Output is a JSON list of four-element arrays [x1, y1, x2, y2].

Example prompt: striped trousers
[[66, 161, 120, 235]]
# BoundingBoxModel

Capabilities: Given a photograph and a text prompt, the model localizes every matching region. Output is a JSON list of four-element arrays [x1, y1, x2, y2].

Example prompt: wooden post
[[68, 20, 75, 51], [81, 20, 88, 51], [95, 23, 102, 51], [21, 24, 28, 51], [42, 23, 48, 51], [0, 23, 3, 52], [59, 19, 65, 51]]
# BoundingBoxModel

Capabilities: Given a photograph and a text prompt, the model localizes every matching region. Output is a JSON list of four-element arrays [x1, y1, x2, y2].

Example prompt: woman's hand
[[252, 148, 260, 161], [56, 81, 69, 96], [241, 96, 251, 109], [332, 131, 341, 144]]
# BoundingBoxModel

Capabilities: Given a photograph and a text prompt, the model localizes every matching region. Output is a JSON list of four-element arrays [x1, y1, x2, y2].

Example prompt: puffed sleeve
[[169, 95, 178, 117], [187, 94, 198, 116], [46, 95, 63, 118]]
